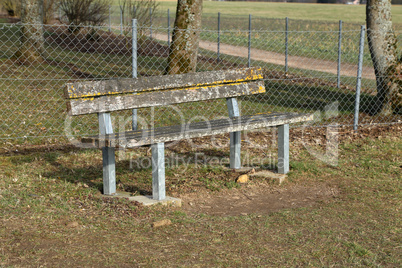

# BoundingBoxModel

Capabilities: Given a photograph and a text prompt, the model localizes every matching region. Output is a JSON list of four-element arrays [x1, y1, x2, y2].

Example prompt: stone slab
[[103, 191, 182, 207], [225, 167, 287, 185], [223, 166, 261, 173], [250, 170, 287, 185]]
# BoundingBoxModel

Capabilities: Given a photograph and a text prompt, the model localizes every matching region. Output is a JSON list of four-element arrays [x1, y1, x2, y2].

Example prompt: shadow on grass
[[37, 145, 236, 196]]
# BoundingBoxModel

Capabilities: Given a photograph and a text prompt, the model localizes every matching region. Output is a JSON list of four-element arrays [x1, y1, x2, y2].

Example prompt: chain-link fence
[[0, 20, 401, 145]]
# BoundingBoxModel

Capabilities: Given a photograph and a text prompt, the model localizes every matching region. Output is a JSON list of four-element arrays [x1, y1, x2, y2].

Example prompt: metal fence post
[[337, 20, 342, 88], [108, 5, 111, 32], [120, 7, 123, 35], [248, 14, 251, 68], [167, 9, 170, 47], [217, 12, 221, 62], [285, 17, 289, 73], [149, 7, 152, 38], [132, 19, 138, 131], [353, 25, 366, 132]]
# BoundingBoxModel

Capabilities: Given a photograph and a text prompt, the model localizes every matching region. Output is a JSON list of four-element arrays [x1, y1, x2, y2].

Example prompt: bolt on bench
[[65, 67, 313, 202]]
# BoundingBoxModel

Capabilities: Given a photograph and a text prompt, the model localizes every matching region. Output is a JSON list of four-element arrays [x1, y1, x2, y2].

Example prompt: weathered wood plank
[[65, 67, 263, 99], [82, 113, 313, 148], [67, 80, 266, 116]]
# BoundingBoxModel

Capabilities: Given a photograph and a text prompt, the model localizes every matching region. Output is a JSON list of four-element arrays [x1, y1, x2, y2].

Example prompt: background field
[[153, 1, 402, 25]]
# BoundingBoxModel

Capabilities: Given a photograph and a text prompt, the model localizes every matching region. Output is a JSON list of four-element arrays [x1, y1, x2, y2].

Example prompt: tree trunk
[[366, 0, 401, 115], [165, 0, 203, 74], [16, 0, 45, 64]]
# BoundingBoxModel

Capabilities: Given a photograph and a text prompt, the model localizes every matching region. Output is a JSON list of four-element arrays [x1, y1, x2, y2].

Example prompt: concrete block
[[250, 170, 287, 185], [104, 191, 182, 207], [223, 166, 260, 173]]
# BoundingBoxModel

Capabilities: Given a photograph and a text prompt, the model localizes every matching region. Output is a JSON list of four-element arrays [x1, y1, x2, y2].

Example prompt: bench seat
[[83, 112, 313, 149]]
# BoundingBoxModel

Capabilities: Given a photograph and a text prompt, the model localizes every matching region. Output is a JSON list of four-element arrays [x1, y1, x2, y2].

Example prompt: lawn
[[153, 1, 402, 25], [0, 124, 400, 266], [106, 2, 402, 31]]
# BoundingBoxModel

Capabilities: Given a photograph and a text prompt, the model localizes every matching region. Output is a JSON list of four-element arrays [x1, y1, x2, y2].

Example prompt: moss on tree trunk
[[366, 0, 401, 115], [15, 0, 45, 64]]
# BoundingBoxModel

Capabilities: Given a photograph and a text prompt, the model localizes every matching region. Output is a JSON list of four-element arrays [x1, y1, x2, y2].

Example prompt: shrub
[[59, 0, 110, 32], [1, 0, 21, 17]]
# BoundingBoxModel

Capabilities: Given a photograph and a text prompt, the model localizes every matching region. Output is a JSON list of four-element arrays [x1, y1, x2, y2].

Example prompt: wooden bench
[[65, 67, 313, 200]]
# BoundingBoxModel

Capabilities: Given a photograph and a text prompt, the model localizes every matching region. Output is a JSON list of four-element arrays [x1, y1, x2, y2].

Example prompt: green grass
[[108, 2, 402, 31], [0, 128, 400, 266], [156, 1, 402, 25], [195, 26, 373, 65]]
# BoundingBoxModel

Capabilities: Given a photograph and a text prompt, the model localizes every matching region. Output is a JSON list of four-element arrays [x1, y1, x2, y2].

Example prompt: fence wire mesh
[[0, 21, 401, 145]]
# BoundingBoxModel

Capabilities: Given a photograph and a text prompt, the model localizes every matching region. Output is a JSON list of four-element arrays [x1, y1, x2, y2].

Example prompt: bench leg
[[98, 112, 116, 195], [230, 132, 241, 169], [278, 124, 289, 174], [102, 147, 116, 195], [132, 109, 138, 130], [151, 142, 165, 200], [226, 98, 241, 169]]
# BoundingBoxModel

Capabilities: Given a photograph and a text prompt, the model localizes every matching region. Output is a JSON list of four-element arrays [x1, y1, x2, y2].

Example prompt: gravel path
[[154, 33, 375, 80]]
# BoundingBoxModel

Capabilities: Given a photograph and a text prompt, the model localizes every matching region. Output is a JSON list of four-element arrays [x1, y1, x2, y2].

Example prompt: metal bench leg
[[151, 142, 165, 200], [230, 132, 241, 169], [226, 98, 241, 169], [132, 109, 138, 130], [102, 147, 116, 195], [98, 113, 116, 195], [278, 124, 289, 174]]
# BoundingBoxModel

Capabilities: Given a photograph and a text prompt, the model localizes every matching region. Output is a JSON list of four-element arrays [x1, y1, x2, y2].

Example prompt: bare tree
[[366, 0, 401, 115], [43, 0, 57, 24], [15, 0, 45, 64], [59, 0, 110, 33], [165, 0, 203, 74], [118, 0, 160, 35]]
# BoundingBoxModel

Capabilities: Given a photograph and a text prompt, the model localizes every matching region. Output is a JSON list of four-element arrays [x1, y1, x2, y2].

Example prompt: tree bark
[[165, 0, 203, 74], [16, 0, 45, 64], [366, 0, 401, 115]]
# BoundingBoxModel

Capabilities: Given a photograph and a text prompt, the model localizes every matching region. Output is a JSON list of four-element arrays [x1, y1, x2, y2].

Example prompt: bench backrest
[[65, 67, 265, 116]]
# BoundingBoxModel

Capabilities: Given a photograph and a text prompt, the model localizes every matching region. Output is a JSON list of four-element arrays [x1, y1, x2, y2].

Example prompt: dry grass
[[0, 124, 401, 266]]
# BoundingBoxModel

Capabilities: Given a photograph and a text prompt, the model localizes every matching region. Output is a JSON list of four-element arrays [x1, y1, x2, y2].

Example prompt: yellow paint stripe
[[67, 71, 264, 99], [78, 81, 264, 100]]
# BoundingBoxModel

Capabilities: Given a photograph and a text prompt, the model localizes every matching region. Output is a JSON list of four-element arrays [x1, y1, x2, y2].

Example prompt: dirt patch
[[180, 182, 339, 216], [153, 32, 375, 80], [166, 123, 401, 216]]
